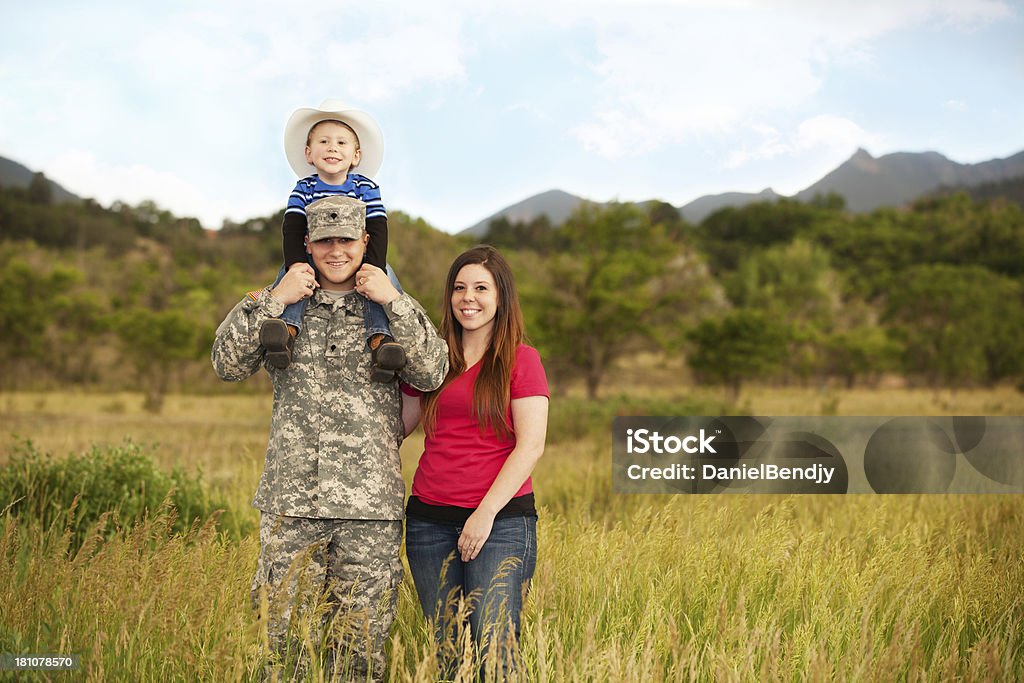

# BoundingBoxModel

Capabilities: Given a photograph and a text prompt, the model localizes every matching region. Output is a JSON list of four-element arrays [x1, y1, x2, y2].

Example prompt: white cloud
[[507, 101, 552, 121], [769, 0, 1012, 45], [44, 150, 277, 227], [2, 0, 1017, 231], [567, 0, 1012, 159], [1, 2, 480, 228], [932, 0, 1013, 26], [319, 21, 471, 103], [724, 115, 875, 169], [567, 9, 826, 157], [944, 99, 968, 112], [124, 5, 472, 104], [794, 115, 874, 152]]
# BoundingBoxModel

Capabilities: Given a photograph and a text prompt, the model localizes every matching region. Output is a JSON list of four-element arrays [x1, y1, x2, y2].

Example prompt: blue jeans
[[273, 262, 402, 344], [405, 515, 537, 679]]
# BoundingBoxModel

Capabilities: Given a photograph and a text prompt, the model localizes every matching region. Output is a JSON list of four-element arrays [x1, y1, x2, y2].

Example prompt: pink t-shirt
[[408, 344, 549, 508]]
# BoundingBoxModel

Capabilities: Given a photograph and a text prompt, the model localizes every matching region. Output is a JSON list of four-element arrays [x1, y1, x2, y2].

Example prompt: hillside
[[2, 164, 1023, 402], [795, 148, 1024, 212], [0, 156, 80, 204], [678, 188, 781, 224], [928, 174, 1024, 209], [460, 189, 591, 237], [459, 147, 1024, 233]]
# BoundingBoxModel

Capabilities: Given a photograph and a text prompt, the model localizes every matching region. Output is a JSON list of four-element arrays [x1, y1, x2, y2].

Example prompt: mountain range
[[0, 156, 80, 204], [460, 148, 1024, 236], [4, 147, 1024, 236]]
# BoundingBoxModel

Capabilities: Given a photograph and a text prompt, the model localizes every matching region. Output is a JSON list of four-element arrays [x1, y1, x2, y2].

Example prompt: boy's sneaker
[[369, 334, 406, 383], [260, 319, 296, 369]]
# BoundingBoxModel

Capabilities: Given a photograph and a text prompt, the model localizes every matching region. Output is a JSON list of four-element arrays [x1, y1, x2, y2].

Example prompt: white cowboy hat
[[283, 98, 384, 179]]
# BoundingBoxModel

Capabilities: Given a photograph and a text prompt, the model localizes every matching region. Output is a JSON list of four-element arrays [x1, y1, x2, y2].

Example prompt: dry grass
[[2, 389, 1023, 681], [737, 384, 1024, 417]]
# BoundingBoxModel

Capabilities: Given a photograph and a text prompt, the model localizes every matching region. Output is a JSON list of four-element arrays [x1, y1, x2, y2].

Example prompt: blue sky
[[1, 1, 1022, 233]]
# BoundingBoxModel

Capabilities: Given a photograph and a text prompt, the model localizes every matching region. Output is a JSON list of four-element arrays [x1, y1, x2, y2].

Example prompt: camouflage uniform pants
[[251, 513, 403, 682]]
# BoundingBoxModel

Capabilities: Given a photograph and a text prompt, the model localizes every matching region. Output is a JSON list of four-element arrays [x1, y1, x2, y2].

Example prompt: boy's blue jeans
[[405, 515, 537, 678], [272, 262, 402, 344]]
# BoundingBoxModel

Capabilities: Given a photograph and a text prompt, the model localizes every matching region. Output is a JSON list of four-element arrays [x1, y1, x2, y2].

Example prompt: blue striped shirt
[[286, 173, 387, 219]]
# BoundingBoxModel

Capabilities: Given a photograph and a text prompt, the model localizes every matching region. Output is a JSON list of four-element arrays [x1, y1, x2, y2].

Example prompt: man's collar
[[309, 287, 359, 309]]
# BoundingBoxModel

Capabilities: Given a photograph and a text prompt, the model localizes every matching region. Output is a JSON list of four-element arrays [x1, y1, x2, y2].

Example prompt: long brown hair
[[423, 245, 524, 439]]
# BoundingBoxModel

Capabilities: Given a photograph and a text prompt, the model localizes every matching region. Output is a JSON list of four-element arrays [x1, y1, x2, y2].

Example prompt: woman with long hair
[[402, 245, 549, 677]]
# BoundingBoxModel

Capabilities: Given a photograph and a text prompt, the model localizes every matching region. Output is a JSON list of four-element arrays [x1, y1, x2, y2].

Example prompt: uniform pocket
[[325, 317, 374, 382]]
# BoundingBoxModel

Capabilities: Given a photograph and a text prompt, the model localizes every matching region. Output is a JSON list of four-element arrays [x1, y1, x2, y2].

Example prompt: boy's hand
[[270, 263, 318, 305], [355, 264, 400, 305]]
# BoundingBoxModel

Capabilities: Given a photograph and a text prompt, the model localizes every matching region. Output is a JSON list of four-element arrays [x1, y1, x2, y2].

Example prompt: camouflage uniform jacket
[[212, 288, 448, 520]]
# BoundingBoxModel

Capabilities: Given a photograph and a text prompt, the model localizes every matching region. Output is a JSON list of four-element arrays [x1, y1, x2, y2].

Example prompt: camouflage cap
[[306, 196, 366, 242]]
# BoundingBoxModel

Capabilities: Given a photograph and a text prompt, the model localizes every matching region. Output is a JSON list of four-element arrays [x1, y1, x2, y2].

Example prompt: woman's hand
[[458, 395, 548, 562], [458, 509, 496, 562]]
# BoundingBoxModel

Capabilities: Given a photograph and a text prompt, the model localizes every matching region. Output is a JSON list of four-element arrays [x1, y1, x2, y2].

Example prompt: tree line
[[487, 191, 1024, 399], [1, 176, 1022, 408]]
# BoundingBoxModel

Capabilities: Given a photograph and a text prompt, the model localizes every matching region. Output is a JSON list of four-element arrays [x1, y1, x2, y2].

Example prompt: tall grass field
[[2, 388, 1023, 681]]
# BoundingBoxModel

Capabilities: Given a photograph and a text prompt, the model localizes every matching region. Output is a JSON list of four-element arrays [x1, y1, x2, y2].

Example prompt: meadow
[[1, 386, 1023, 681]]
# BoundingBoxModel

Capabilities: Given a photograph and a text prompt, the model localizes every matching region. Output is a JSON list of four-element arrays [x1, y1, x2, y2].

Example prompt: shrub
[[0, 439, 248, 547]]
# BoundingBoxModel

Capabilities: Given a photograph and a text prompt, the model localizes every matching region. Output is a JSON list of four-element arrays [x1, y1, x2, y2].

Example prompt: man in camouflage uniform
[[212, 195, 448, 681]]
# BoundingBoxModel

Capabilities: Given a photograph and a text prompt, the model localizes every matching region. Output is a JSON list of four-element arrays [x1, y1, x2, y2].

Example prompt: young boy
[[260, 99, 406, 381]]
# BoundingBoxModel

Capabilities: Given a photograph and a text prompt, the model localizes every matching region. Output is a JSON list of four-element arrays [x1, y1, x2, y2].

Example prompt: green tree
[[483, 214, 556, 252], [807, 192, 847, 212], [921, 192, 1024, 278], [27, 172, 53, 205], [725, 238, 839, 325], [644, 200, 689, 241], [724, 239, 845, 382], [50, 290, 106, 383], [115, 307, 206, 412], [388, 211, 467, 324], [807, 192, 1024, 297], [0, 254, 80, 388], [884, 264, 1024, 386], [694, 198, 836, 273], [686, 309, 791, 401], [824, 327, 903, 388], [523, 202, 690, 398]]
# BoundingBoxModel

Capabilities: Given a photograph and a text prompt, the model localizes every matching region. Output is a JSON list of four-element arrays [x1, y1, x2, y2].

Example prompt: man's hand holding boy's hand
[[270, 263, 318, 305], [355, 264, 400, 305]]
